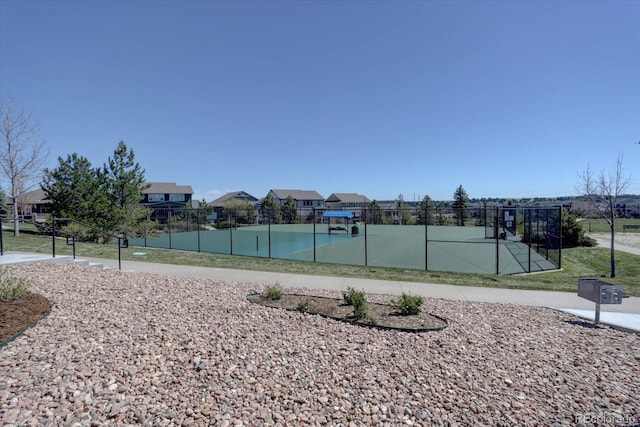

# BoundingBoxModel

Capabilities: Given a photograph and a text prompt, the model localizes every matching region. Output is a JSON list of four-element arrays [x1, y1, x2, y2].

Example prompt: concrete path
[[587, 232, 640, 256], [2, 252, 639, 333]]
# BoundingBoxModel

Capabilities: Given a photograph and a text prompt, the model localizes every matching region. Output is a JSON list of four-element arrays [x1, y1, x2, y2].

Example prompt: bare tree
[[0, 98, 48, 236], [577, 153, 631, 277]]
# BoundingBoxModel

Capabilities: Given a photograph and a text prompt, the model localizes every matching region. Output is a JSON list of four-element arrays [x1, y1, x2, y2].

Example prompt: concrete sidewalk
[[2, 252, 639, 332]]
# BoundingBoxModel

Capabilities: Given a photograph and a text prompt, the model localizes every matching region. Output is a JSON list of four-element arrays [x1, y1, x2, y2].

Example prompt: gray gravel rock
[[1, 263, 639, 426]]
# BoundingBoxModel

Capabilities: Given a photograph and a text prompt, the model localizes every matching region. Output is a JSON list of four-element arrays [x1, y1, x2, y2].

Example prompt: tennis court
[[129, 222, 559, 275]]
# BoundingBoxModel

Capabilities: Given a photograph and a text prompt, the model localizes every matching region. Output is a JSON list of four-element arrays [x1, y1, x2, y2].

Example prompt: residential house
[[268, 189, 325, 209], [7, 188, 51, 222], [616, 197, 640, 218], [208, 191, 259, 222], [141, 182, 194, 221], [266, 189, 324, 222], [324, 193, 370, 219]]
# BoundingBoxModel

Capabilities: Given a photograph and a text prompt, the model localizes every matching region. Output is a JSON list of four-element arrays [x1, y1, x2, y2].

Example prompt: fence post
[[558, 206, 562, 270], [197, 208, 201, 253], [168, 210, 172, 250], [363, 208, 368, 266], [313, 208, 316, 263], [0, 218, 3, 256], [52, 218, 56, 258], [268, 214, 271, 259], [229, 210, 234, 255], [495, 207, 500, 274], [527, 209, 532, 273], [425, 208, 429, 271], [545, 209, 549, 260]]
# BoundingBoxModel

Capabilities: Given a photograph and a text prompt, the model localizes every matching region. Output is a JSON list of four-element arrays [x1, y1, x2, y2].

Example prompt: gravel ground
[[1, 263, 639, 427]]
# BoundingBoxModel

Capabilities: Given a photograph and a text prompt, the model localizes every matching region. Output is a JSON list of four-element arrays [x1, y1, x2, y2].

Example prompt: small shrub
[[352, 297, 368, 320], [390, 293, 424, 316], [343, 287, 369, 319], [343, 286, 362, 305], [264, 283, 283, 300], [297, 300, 310, 313], [0, 267, 30, 300]]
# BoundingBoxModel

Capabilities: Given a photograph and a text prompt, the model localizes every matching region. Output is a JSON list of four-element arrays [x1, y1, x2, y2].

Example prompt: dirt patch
[[247, 293, 447, 332], [0, 292, 51, 344]]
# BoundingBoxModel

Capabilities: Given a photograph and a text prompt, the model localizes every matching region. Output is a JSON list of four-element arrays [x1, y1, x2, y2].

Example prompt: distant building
[[268, 189, 324, 209], [8, 188, 51, 222], [324, 193, 370, 218], [208, 191, 259, 221], [141, 182, 194, 221]]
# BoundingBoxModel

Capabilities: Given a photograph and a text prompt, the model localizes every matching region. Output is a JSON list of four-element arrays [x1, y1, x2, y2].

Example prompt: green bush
[[0, 267, 30, 300], [264, 283, 283, 300], [390, 293, 424, 316], [343, 287, 368, 319], [342, 286, 361, 305], [296, 300, 310, 313]]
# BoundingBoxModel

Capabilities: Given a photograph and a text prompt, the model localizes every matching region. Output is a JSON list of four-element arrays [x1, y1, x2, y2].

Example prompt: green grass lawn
[[579, 217, 640, 233], [2, 227, 639, 297]]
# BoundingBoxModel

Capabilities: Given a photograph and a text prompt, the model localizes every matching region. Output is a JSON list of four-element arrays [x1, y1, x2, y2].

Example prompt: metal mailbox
[[578, 279, 624, 324], [578, 279, 624, 304]]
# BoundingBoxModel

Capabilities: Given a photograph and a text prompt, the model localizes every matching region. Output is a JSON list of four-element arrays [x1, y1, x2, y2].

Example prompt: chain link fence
[[128, 206, 561, 275]]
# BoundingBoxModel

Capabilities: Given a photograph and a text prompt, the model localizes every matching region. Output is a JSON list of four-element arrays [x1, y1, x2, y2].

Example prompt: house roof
[[15, 189, 51, 204], [208, 191, 258, 207], [270, 189, 324, 201], [143, 182, 193, 195], [325, 193, 371, 204]]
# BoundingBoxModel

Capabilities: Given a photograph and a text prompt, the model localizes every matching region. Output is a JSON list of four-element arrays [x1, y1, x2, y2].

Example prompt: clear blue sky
[[1, 0, 639, 202]]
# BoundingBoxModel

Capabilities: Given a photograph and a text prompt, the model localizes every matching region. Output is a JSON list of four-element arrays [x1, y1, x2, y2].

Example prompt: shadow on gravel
[[563, 319, 602, 329]]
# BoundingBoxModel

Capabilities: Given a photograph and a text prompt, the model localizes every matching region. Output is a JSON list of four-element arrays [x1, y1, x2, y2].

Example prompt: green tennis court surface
[[129, 224, 558, 275]]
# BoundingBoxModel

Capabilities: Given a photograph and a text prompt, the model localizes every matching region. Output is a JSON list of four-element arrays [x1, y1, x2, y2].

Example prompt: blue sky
[[1, 0, 639, 202]]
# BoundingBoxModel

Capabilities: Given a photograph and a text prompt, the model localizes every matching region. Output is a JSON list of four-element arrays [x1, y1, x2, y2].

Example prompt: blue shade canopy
[[323, 211, 354, 219]]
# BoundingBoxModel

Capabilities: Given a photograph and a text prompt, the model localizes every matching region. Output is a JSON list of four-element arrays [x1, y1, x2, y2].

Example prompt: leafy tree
[[395, 194, 412, 225], [367, 200, 383, 224], [224, 198, 255, 224], [188, 199, 214, 225], [417, 195, 435, 225], [452, 185, 469, 226], [260, 193, 281, 223], [577, 154, 631, 277], [0, 98, 48, 236], [281, 195, 299, 224]]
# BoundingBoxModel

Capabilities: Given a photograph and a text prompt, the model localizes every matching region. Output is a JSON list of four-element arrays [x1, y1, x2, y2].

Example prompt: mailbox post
[[578, 279, 624, 324]]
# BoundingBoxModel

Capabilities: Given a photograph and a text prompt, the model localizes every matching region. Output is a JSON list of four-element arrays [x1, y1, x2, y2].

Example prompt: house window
[[148, 194, 164, 202], [169, 194, 185, 202], [303, 200, 312, 206]]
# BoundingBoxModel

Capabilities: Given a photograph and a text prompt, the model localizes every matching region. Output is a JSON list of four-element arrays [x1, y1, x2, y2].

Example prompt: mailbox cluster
[[578, 279, 624, 304], [577, 278, 624, 325]]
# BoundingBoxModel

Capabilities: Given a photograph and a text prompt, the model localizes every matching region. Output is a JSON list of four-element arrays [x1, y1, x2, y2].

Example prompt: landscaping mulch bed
[[0, 292, 51, 344], [247, 293, 447, 332]]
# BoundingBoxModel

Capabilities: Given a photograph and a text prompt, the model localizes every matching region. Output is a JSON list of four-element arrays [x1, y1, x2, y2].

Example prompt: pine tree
[[0, 188, 9, 217], [452, 185, 469, 226], [417, 195, 435, 225], [100, 142, 149, 237], [41, 153, 111, 240], [260, 193, 281, 224], [281, 195, 299, 224], [367, 200, 383, 224]]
